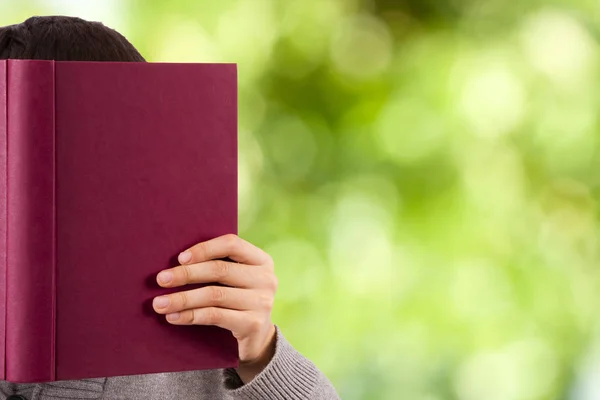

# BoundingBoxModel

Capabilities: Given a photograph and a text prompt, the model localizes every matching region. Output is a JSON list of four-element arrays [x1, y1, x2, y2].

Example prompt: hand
[[152, 234, 278, 383]]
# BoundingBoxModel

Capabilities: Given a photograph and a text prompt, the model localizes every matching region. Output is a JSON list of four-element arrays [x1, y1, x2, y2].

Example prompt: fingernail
[[157, 271, 173, 284], [154, 296, 169, 308], [179, 250, 192, 264], [167, 312, 180, 322]]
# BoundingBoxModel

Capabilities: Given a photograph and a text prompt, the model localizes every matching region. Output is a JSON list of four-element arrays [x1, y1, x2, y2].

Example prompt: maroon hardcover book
[[0, 60, 239, 383]]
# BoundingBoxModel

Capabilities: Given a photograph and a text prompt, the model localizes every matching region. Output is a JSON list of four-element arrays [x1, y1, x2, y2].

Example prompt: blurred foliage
[[4, 0, 600, 398]]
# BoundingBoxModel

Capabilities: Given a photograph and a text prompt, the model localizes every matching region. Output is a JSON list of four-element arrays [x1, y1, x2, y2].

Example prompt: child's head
[[0, 15, 145, 61]]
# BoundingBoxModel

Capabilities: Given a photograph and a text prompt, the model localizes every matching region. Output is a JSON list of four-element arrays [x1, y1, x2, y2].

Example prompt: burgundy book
[[0, 60, 239, 383]]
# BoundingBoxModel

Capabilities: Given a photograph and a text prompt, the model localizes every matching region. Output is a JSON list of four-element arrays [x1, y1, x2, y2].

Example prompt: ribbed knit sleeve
[[224, 326, 340, 399]]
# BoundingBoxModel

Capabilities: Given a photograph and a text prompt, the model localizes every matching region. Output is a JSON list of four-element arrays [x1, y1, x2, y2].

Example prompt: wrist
[[236, 324, 277, 384]]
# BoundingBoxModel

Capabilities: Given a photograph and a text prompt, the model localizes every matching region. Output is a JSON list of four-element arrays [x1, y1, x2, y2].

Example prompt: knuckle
[[181, 264, 193, 282], [269, 275, 278, 292], [206, 308, 222, 325], [265, 254, 274, 268], [189, 310, 199, 324], [197, 242, 209, 260], [224, 234, 238, 251], [262, 271, 278, 292], [209, 286, 226, 304], [213, 260, 230, 280], [177, 291, 189, 309], [258, 292, 274, 311]]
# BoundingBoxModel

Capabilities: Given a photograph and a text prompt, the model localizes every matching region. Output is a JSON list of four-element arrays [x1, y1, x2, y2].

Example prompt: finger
[[157, 260, 261, 289], [178, 234, 272, 266], [153, 286, 262, 314], [166, 307, 263, 336]]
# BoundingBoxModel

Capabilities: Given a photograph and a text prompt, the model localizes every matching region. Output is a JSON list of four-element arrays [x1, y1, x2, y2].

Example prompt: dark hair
[[0, 15, 145, 62]]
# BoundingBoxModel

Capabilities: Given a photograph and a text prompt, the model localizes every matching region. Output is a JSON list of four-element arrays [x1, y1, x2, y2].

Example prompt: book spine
[[5, 60, 56, 382], [0, 60, 6, 381]]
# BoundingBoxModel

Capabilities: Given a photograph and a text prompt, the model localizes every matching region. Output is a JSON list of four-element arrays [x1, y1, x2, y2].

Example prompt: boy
[[0, 15, 339, 400]]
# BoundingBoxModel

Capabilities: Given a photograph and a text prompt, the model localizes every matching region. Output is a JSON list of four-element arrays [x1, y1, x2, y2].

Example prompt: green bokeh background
[[4, 0, 600, 399]]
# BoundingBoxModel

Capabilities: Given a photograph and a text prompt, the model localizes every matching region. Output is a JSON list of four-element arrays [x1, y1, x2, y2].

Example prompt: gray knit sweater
[[0, 327, 339, 399]]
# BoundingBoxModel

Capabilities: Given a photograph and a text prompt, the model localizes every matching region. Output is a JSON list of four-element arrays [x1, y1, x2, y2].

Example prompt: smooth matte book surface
[[0, 60, 239, 383]]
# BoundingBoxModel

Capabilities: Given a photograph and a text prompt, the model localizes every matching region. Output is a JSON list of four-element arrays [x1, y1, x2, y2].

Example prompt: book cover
[[0, 60, 239, 383]]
